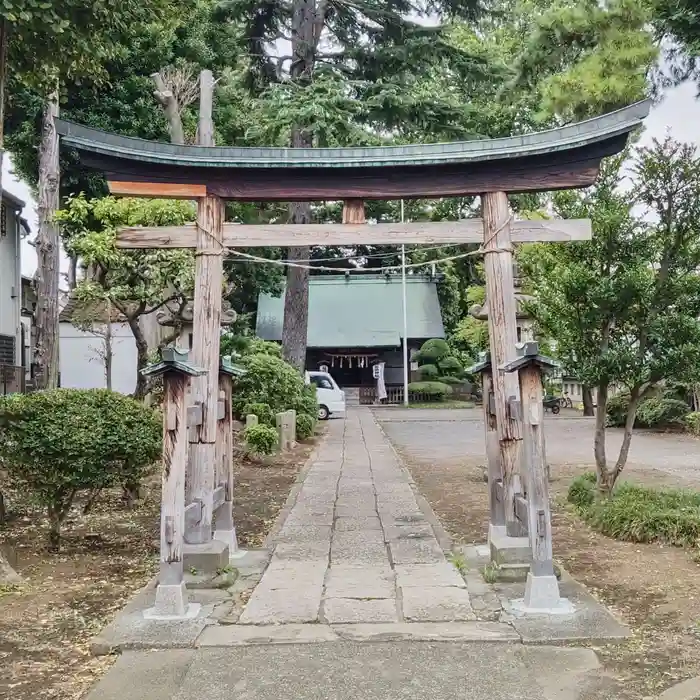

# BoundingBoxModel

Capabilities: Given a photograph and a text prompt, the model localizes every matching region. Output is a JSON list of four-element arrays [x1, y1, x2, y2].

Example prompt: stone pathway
[[238, 408, 474, 625]]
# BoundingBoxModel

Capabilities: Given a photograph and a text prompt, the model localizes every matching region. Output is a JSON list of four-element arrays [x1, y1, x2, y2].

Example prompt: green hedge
[[0, 389, 161, 547], [567, 472, 700, 547], [408, 381, 452, 401]]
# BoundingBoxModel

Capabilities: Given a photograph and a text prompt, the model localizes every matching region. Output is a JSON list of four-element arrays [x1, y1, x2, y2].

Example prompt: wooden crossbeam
[[108, 181, 206, 198], [116, 219, 592, 249]]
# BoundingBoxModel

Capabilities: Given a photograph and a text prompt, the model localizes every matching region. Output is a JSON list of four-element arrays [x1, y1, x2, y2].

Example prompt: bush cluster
[[567, 472, 700, 547], [232, 353, 308, 418], [606, 393, 691, 430], [230, 344, 319, 455], [0, 389, 161, 547], [685, 412, 700, 436]]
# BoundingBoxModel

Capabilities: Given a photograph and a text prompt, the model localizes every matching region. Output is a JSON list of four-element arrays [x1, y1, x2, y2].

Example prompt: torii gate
[[56, 99, 649, 617]]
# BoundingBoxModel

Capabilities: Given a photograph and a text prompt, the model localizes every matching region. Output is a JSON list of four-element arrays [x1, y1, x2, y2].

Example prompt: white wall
[[59, 322, 138, 394], [0, 206, 21, 363]]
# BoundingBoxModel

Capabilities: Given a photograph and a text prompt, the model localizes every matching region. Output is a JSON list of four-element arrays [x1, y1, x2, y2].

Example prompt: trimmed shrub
[[407, 381, 452, 401], [243, 402, 275, 426], [296, 413, 315, 441], [232, 353, 306, 419], [438, 356, 463, 376], [243, 424, 278, 456], [567, 472, 596, 511], [415, 338, 450, 364], [635, 397, 690, 429], [685, 412, 700, 436], [0, 389, 161, 548], [441, 376, 465, 385], [418, 363, 439, 380]]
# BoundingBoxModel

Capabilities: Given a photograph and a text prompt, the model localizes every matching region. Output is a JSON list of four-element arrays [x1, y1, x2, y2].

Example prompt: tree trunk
[[582, 385, 594, 416], [594, 383, 609, 490], [104, 300, 113, 391], [151, 73, 184, 144], [612, 387, 642, 484], [126, 315, 150, 400], [67, 256, 78, 290], [281, 0, 317, 372], [0, 18, 8, 206], [47, 504, 61, 551], [33, 91, 61, 391]]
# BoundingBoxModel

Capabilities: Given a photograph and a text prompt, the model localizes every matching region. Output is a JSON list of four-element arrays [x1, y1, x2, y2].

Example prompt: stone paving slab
[[324, 565, 395, 598], [323, 597, 399, 623], [238, 587, 321, 625], [402, 585, 476, 622], [236, 408, 472, 628], [394, 562, 467, 589]]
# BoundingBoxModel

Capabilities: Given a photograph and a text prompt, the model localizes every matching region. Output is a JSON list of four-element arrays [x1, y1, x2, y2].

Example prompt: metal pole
[[401, 200, 409, 406]]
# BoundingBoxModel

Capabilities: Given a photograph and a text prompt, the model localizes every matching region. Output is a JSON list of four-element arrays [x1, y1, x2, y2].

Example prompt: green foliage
[[296, 413, 315, 441], [570, 477, 700, 547], [419, 363, 439, 380], [242, 402, 275, 427], [243, 424, 278, 456], [521, 139, 700, 486], [232, 353, 306, 419], [605, 394, 631, 428], [653, 0, 700, 90], [685, 412, 700, 436], [407, 381, 452, 401], [293, 384, 319, 420], [636, 398, 690, 429], [438, 356, 464, 376], [416, 339, 450, 365], [567, 472, 597, 511], [0, 389, 161, 547], [441, 376, 465, 385], [514, 0, 657, 121]]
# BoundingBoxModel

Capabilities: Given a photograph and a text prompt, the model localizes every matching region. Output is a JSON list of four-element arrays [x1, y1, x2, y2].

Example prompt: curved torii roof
[[55, 100, 650, 201]]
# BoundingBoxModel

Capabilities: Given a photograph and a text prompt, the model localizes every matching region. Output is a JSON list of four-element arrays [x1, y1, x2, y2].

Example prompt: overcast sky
[[11, 80, 700, 277]]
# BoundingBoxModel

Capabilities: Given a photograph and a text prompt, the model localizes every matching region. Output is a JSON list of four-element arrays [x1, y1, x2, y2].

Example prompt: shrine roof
[[256, 275, 445, 349], [55, 101, 650, 170]]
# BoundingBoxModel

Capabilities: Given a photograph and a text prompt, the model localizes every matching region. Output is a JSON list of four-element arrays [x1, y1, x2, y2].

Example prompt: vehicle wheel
[[318, 405, 330, 420], [551, 404, 560, 415]]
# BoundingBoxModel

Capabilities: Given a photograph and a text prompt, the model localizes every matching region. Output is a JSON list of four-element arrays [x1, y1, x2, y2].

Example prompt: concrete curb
[[370, 409, 454, 554], [654, 676, 700, 700]]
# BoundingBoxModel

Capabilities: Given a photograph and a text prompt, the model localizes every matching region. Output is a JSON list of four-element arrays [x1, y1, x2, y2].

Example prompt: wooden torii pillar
[[481, 192, 524, 541]]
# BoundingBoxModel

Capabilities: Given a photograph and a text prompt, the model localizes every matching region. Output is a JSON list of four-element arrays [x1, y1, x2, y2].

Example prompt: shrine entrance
[[55, 99, 650, 619]]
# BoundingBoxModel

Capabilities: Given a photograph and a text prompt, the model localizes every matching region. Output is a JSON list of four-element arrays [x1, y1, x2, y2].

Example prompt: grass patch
[[568, 473, 700, 547], [448, 552, 468, 576]]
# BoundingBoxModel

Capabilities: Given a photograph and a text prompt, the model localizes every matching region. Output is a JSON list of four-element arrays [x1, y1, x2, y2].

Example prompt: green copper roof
[[256, 275, 445, 348], [55, 101, 650, 170]]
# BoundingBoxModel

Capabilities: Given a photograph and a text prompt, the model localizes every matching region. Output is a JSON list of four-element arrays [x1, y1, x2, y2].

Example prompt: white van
[[306, 371, 346, 420]]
